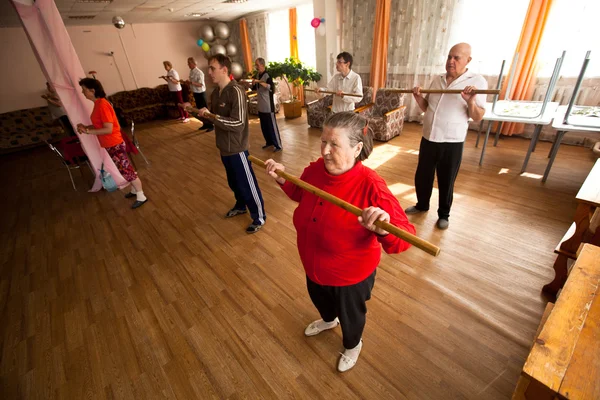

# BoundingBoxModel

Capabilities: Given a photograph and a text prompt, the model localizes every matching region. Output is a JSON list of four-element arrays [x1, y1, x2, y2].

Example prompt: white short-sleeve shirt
[[326, 70, 363, 113], [167, 69, 182, 92], [189, 67, 206, 94], [423, 70, 487, 143]]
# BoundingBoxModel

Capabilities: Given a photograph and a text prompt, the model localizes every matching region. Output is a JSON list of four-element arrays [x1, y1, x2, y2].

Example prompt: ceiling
[[0, 0, 310, 28]]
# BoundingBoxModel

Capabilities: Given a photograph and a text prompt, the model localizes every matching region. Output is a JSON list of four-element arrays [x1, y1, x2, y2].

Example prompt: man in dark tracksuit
[[252, 58, 283, 152], [196, 54, 266, 233]]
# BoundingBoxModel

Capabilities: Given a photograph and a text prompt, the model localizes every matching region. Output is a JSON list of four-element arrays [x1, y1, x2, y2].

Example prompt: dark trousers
[[258, 112, 283, 149], [221, 150, 266, 225], [58, 115, 76, 137], [193, 92, 213, 129], [171, 90, 189, 119], [306, 271, 376, 349], [415, 137, 464, 220]]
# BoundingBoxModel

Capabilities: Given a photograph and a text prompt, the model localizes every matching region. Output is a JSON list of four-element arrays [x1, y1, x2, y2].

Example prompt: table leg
[[493, 122, 503, 147], [542, 253, 569, 298], [475, 120, 483, 148], [542, 131, 565, 183], [479, 121, 493, 166], [520, 125, 542, 174]]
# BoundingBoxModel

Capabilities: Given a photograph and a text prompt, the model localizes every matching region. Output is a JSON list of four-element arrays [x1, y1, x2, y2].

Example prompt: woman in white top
[[161, 61, 189, 122]]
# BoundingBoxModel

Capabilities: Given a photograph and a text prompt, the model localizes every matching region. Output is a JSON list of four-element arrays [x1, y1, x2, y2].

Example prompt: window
[[296, 3, 317, 69], [267, 9, 290, 63]]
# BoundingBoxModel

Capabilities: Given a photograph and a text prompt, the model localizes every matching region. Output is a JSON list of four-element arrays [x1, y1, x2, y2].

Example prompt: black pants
[[415, 137, 464, 220], [258, 112, 282, 150], [306, 271, 376, 349], [221, 150, 266, 225], [193, 92, 213, 129], [58, 115, 77, 137]]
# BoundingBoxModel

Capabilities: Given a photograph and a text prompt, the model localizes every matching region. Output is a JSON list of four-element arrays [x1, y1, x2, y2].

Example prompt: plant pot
[[282, 100, 302, 119]]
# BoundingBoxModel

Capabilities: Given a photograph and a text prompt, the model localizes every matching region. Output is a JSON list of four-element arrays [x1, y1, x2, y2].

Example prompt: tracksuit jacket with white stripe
[[209, 80, 249, 156]]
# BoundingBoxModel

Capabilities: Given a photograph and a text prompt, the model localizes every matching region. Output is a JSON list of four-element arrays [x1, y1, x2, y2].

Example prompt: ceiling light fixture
[[68, 15, 96, 19], [223, 0, 248, 3], [76, 0, 113, 3], [185, 12, 209, 17]]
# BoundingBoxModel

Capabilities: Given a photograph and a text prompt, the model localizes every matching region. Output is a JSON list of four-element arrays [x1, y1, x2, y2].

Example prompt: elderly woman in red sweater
[[264, 112, 415, 372], [77, 78, 148, 209]]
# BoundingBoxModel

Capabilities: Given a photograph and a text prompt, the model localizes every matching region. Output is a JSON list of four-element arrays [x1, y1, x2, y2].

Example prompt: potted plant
[[266, 58, 322, 119]]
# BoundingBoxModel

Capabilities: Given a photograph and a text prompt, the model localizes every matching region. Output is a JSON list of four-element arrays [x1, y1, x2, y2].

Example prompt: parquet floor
[[0, 111, 596, 399]]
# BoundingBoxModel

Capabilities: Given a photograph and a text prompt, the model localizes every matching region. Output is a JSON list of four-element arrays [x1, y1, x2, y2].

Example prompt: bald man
[[405, 43, 487, 230]]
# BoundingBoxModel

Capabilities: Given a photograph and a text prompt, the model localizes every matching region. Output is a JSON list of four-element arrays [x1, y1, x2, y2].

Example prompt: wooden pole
[[249, 155, 441, 257], [386, 89, 500, 95], [304, 88, 363, 98]]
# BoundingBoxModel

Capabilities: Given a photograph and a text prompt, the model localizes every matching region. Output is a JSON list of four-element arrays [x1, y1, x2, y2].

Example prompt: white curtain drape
[[246, 13, 269, 62], [340, 0, 376, 84], [386, 0, 461, 122]]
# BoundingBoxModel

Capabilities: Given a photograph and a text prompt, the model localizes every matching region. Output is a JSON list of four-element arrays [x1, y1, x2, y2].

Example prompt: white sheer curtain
[[267, 9, 290, 63], [296, 3, 316, 69], [341, 0, 377, 82], [246, 13, 269, 63], [386, 0, 461, 121]]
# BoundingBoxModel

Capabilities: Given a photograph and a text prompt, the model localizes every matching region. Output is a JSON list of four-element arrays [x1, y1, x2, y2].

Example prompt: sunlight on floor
[[520, 172, 543, 180], [388, 182, 415, 196], [363, 144, 403, 170], [498, 168, 510, 175]]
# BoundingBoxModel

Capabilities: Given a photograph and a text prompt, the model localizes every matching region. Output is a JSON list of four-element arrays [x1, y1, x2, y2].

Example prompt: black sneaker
[[273, 147, 283, 153], [262, 144, 273, 149], [204, 126, 214, 132], [225, 208, 247, 218], [131, 199, 148, 209], [124, 192, 136, 199], [245, 223, 263, 234]]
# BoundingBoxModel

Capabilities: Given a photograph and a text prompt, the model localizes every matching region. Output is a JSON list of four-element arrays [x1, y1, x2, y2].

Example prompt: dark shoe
[[245, 223, 263, 234], [262, 144, 273, 149], [225, 208, 247, 218], [405, 206, 426, 215], [124, 192, 136, 199], [131, 199, 148, 209], [273, 147, 283, 153], [204, 126, 214, 132], [436, 218, 449, 230]]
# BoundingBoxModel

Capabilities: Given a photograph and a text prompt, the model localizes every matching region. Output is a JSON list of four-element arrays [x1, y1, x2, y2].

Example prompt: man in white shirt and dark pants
[[316, 52, 363, 113], [405, 43, 486, 230], [186, 57, 213, 132]]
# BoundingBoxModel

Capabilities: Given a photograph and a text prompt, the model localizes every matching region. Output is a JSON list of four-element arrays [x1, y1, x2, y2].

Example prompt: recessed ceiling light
[[223, 0, 248, 3], [185, 12, 209, 17]]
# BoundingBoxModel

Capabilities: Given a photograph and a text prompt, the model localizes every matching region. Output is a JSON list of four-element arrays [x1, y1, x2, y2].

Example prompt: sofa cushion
[[0, 106, 66, 152]]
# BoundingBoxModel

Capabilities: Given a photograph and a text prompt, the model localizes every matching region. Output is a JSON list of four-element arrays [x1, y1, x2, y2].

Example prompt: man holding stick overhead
[[316, 52, 363, 113], [405, 43, 487, 230], [195, 54, 267, 234]]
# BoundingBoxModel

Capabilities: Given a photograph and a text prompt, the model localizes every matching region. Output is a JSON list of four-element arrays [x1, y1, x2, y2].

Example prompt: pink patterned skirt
[[106, 142, 138, 182]]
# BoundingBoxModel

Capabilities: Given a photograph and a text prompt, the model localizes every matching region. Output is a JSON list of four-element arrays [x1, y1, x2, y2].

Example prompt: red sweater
[[281, 158, 415, 286]]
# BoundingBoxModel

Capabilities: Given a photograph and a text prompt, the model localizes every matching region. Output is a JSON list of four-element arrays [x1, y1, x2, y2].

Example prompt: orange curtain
[[369, 0, 391, 101], [289, 8, 304, 104], [239, 18, 253, 74], [501, 0, 554, 135]]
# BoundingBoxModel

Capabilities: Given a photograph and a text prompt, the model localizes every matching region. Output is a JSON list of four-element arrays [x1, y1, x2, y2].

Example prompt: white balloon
[[226, 43, 237, 56], [215, 22, 230, 40], [211, 44, 227, 56], [200, 25, 214, 42], [112, 16, 125, 29], [317, 24, 326, 37], [231, 62, 243, 80]]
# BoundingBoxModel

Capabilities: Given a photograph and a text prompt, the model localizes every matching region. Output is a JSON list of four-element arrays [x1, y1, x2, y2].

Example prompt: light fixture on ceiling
[[185, 12, 209, 17], [76, 0, 113, 3], [223, 0, 248, 3]]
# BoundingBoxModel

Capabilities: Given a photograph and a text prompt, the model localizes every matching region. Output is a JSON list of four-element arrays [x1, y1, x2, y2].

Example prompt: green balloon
[[202, 43, 210, 52]]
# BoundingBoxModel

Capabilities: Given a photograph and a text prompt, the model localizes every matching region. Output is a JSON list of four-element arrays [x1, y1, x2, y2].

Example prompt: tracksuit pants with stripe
[[258, 112, 283, 150], [221, 150, 266, 226]]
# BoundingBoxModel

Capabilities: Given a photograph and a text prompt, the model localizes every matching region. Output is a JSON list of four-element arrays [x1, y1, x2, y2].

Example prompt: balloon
[[211, 44, 226, 56], [231, 62, 243, 80], [311, 18, 320, 28], [112, 16, 125, 29], [215, 22, 230, 40], [317, 24, 326, 37], [197, 39, 204, 46], [202, 43, 210, 52], [225, 43, 237, 56], [320, 18, 325, 23], [200, 25, 214, 42]]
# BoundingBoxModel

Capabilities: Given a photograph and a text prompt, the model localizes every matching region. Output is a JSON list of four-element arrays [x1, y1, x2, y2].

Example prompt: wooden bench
[[543, 159, 600, 298], [514, 244, 600, 399]]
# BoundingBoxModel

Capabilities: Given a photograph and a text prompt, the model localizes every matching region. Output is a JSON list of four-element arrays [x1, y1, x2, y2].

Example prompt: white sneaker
[[337, 339, 363, 372], [181, 118, 190, 123], [304, 318, 339, 336]]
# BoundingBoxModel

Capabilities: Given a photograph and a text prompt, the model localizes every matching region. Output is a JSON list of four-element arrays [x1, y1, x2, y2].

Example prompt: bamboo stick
[[387, 89, 500, 95], [249, 155, 441, 257], [304, 88, 363, 98]]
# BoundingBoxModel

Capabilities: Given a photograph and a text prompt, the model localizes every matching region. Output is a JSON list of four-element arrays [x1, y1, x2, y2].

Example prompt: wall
[[0, 20, 242, 114]]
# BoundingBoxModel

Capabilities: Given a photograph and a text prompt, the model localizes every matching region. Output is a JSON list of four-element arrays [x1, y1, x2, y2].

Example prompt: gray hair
[[255, 57, 266, 66], [323, 112, 373, 161]]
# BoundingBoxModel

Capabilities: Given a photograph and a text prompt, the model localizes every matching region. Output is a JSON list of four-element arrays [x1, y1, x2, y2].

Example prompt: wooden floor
[[0, 111, 596, 400]]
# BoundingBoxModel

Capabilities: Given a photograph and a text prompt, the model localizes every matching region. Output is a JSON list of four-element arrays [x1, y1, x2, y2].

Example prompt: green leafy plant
[[266, 58, 322, 102]]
